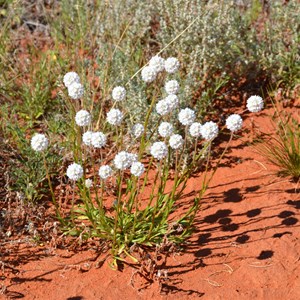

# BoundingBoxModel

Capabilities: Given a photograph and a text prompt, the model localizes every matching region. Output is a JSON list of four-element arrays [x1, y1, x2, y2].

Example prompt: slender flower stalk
[[42, 153, 63, 222]]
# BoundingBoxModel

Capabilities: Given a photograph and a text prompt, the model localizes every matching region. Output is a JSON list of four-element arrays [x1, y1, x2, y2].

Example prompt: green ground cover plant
[[0, 0, 299, 264]]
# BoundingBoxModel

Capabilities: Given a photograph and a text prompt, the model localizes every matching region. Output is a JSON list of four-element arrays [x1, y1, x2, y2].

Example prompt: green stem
[[42, 153, 63, 222], [112, 170, 124, 254]]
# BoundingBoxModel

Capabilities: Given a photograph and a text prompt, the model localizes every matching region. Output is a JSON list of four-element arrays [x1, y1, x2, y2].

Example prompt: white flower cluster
[[63, 72, 80, 88], [130, 162, 145, 177], [169, 134, 184, 150], [165, 80, 179, 95], [131, 123, 144, 138], [141, 56, 180, 82], [246, 95, 264, 113], [226, 114, 243, 132], [201, 121, 219, 141], [107, 108, 123, 126], [150, 142, 168, 160], [63, 72, 84, 100], [85, 178, 93, 188], [82, 131, 93, 146], [91, 132, 107, 148], [164, 57, 180, 74], [141, 66, 157, 83], [66, 163, 83, 181], [165, 94, 179, 110], [189, 122, 202, 138], [99, 165, 113, 180], [149, 55, 165, 73], [31, 133, 49, 152], [158, 122, 173, 137], [112, 86, 126, 102], [68, 82, 84, 100], [178, 108, 196, 126], [82, 131, 107, 148], [114, 151, 137, 170], [75, 110, 91, 127], [156, 99, 171, 116]]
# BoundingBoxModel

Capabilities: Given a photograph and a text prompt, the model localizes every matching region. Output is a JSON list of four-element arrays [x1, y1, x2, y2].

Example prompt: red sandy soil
[[1, 108, 300, 300]]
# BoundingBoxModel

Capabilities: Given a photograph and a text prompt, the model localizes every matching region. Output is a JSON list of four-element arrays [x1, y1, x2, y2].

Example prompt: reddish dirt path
[[2, 109, 300, 300]]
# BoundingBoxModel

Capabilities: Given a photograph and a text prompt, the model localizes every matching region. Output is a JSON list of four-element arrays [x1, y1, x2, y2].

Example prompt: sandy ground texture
[[2, 108, 300, 300]]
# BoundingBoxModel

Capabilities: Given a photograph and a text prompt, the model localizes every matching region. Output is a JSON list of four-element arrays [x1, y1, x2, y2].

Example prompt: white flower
[[131, 123, 144, 138], [164, 57, 180, 73], [165, 94, 179, 111], [63, 72, 80, 88], [85, 178, 93, 188], [149, 55, 165, 73], [31, 134, 49, 152], [141, 66, 157, 83], [114, 151, 131, 170], [201, 121, 219, 141], [165, 80, 179, 95], [178, 108, 196, 126], [91, 132, 106, 148], [75, 110, 91, 127], [82, 131, 93, 146], [158, 122, 173, 137], [156, 99, 171, 116], [99, 165, 113, 180], [130, 162, 145, 177], [246, 95, 264, 112], [169, 134, 184, 150], [150, 142, 168, 160], [189, 122, 202, 138], [112, 86, 126, 102], [68, 82, 84, 100], [66, 163, 83, 181], [107, 108, 123, 126], [226, 114, 243, 132]]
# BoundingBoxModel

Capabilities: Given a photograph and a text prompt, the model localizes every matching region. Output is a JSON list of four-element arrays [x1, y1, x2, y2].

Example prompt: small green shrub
[[257, 103, 300, 180]]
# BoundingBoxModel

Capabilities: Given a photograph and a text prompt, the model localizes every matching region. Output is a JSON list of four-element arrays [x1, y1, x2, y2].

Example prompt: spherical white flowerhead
[[165, 94, 179, 111], [85, 178, 93, 188], [201, 121, 219, 141], [75, 110, 91, 127], [114, 151, 131, 170], [158, 122, 174, 137], [68, 82, 84, 100], [164, 57, 180, 74], [82, 131, 93, 146], [99, 165, 113, 180], [149, 55, 165, 73], [141, 66, 157, 83], [246, 95, 264, 113], [178, 108, 196, 126], [112, 86, 126, 102], [165, 80, 179, 95], [91, 132, 107, 148], [156, 99, 171, 116], [226, 114, 243, 132], [66, 163, 83, 181], [107, 108, 123, 126], [63, 72, 80, 88], [31, 133, 49, 152], [150, 141, 168, 160], [130, 162, 145, 177], [169, 134, 184, 150], [189, 122, 202, 138], [131, 123, 144, 138]]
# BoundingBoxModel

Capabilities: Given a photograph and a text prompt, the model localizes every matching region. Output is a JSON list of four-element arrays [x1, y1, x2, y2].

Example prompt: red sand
[[2, 109, 300, 300]]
